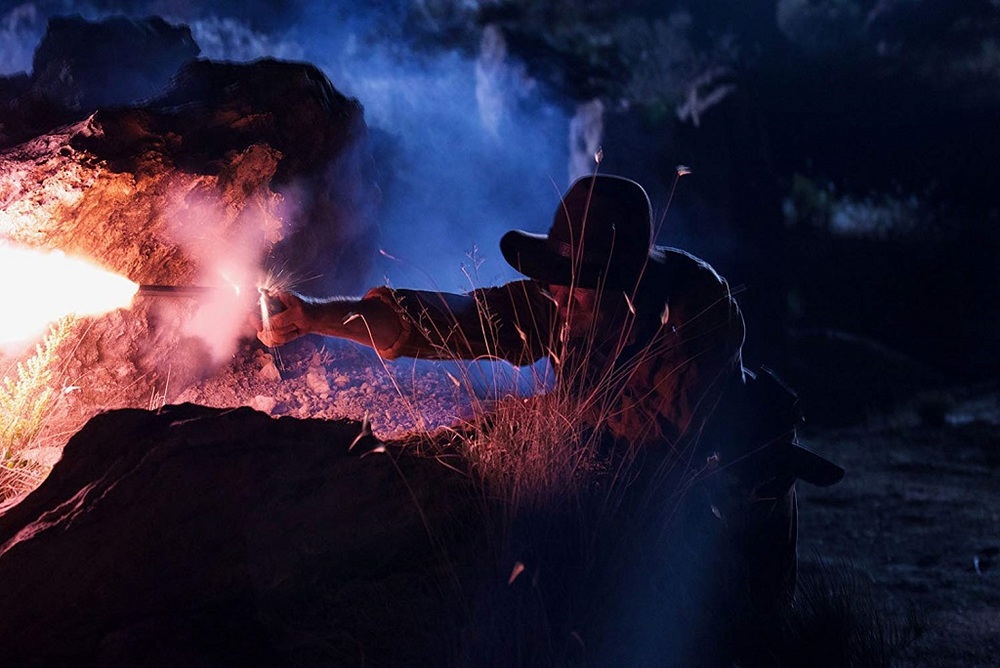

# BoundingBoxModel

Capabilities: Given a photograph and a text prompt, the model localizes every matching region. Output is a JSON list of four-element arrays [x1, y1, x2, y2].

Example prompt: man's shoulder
[[642, 247, 743, 333], [647, 246, 727, 285]]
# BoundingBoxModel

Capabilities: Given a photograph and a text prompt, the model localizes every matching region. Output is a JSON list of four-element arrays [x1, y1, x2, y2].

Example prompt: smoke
[[160, 180, 281, 365], [0, 3, 45, 74], [186, 14, 304, 62], [0, 1, 573, 293], [272, 3, 571, 293]]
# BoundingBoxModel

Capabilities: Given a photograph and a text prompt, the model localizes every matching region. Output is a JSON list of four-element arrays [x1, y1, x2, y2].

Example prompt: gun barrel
[[136, 284, 221, 297]]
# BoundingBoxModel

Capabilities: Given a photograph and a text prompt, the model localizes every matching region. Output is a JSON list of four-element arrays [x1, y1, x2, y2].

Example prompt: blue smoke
[[1, 1, 572, 291]]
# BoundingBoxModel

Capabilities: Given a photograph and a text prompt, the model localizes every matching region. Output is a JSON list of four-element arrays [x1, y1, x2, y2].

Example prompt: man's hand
[[253, 288, 402, 353], [256, 291, 312, 347]]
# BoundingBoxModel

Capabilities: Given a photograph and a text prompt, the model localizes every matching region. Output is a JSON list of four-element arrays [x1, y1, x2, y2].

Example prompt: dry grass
[[381, 269, 719, 664], [408, 275, 660, 516], [452, 387, 601, 510], [0, 316, 76, 504]]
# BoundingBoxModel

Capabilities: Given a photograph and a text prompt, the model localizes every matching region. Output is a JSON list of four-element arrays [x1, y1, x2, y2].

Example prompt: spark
[[218, 269, 243, 296]]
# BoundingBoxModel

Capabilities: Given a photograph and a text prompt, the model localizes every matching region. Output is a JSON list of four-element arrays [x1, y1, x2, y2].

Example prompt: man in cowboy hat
[[256, 174, 842, 616]]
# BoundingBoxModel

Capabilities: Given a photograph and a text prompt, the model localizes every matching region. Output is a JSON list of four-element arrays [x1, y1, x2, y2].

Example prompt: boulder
[[0, 404, 476, 666], [137, 57, 382, 295]]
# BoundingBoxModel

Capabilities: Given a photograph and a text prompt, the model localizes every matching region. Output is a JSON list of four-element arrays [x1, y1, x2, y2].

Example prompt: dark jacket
[[367, 245, 745, 458]]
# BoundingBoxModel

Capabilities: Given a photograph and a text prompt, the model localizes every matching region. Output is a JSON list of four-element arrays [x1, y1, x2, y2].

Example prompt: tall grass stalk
[[0, 316, 76, 504]]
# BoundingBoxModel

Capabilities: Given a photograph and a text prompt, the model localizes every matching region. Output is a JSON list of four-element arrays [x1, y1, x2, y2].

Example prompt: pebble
[[258, 361, 281, 382], [306, 367, 331, 394], [250, 395, 277, 413]]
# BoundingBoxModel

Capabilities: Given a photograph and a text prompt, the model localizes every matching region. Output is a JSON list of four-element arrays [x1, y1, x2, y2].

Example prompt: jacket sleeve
[[363, 280, 555, 366]]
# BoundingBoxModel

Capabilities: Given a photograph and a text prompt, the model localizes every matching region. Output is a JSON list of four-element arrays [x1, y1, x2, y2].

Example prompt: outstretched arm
[[256, 281, 554, 365]]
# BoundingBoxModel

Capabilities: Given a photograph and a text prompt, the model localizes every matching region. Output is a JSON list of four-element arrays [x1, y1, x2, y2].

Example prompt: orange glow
[[0, 242, 138, 344]]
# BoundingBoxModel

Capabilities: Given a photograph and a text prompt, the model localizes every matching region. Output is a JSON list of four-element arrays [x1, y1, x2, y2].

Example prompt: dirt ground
[[796, 384, 1000, 667]]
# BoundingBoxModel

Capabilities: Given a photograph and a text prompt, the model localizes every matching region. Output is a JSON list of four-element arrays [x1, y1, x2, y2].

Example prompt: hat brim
[[787, 443, 845, 487], [500, 229, 636, 290]]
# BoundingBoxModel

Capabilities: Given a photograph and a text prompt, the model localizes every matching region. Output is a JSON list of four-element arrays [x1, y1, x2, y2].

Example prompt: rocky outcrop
[[2, 54, 378, 291], [0, 404, 476, 666], [139, 57, 381, 294]]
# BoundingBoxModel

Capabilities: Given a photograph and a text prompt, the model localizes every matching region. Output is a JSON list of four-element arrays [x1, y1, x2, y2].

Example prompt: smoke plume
[[1, 1, 574, 294]]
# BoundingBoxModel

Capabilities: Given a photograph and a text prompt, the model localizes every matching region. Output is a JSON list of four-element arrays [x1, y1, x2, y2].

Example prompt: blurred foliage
[[777, 0, 1000, 94], [776, 0, 868, 55], [785, 173, 836, 230], [396, 0, 1000, 105], [396, 0, 743, 113], [614, 12, 740, 120], [783, 174, 943, 241]]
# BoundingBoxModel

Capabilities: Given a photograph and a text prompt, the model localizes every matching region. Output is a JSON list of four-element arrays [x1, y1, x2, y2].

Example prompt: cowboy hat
[[500, 174, 653, 290]]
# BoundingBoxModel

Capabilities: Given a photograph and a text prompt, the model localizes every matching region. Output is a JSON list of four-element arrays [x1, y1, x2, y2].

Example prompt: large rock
[[0, 72, 62, 150], [0, 404, 476, 666], [125, 57, 382, 295]]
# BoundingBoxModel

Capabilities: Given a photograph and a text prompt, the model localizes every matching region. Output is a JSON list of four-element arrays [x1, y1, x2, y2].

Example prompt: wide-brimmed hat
[[501, 175, 653, 290]]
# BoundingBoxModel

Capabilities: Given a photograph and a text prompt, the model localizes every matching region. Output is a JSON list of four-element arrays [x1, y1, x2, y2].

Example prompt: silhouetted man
[[257, 174, 843, 629]]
